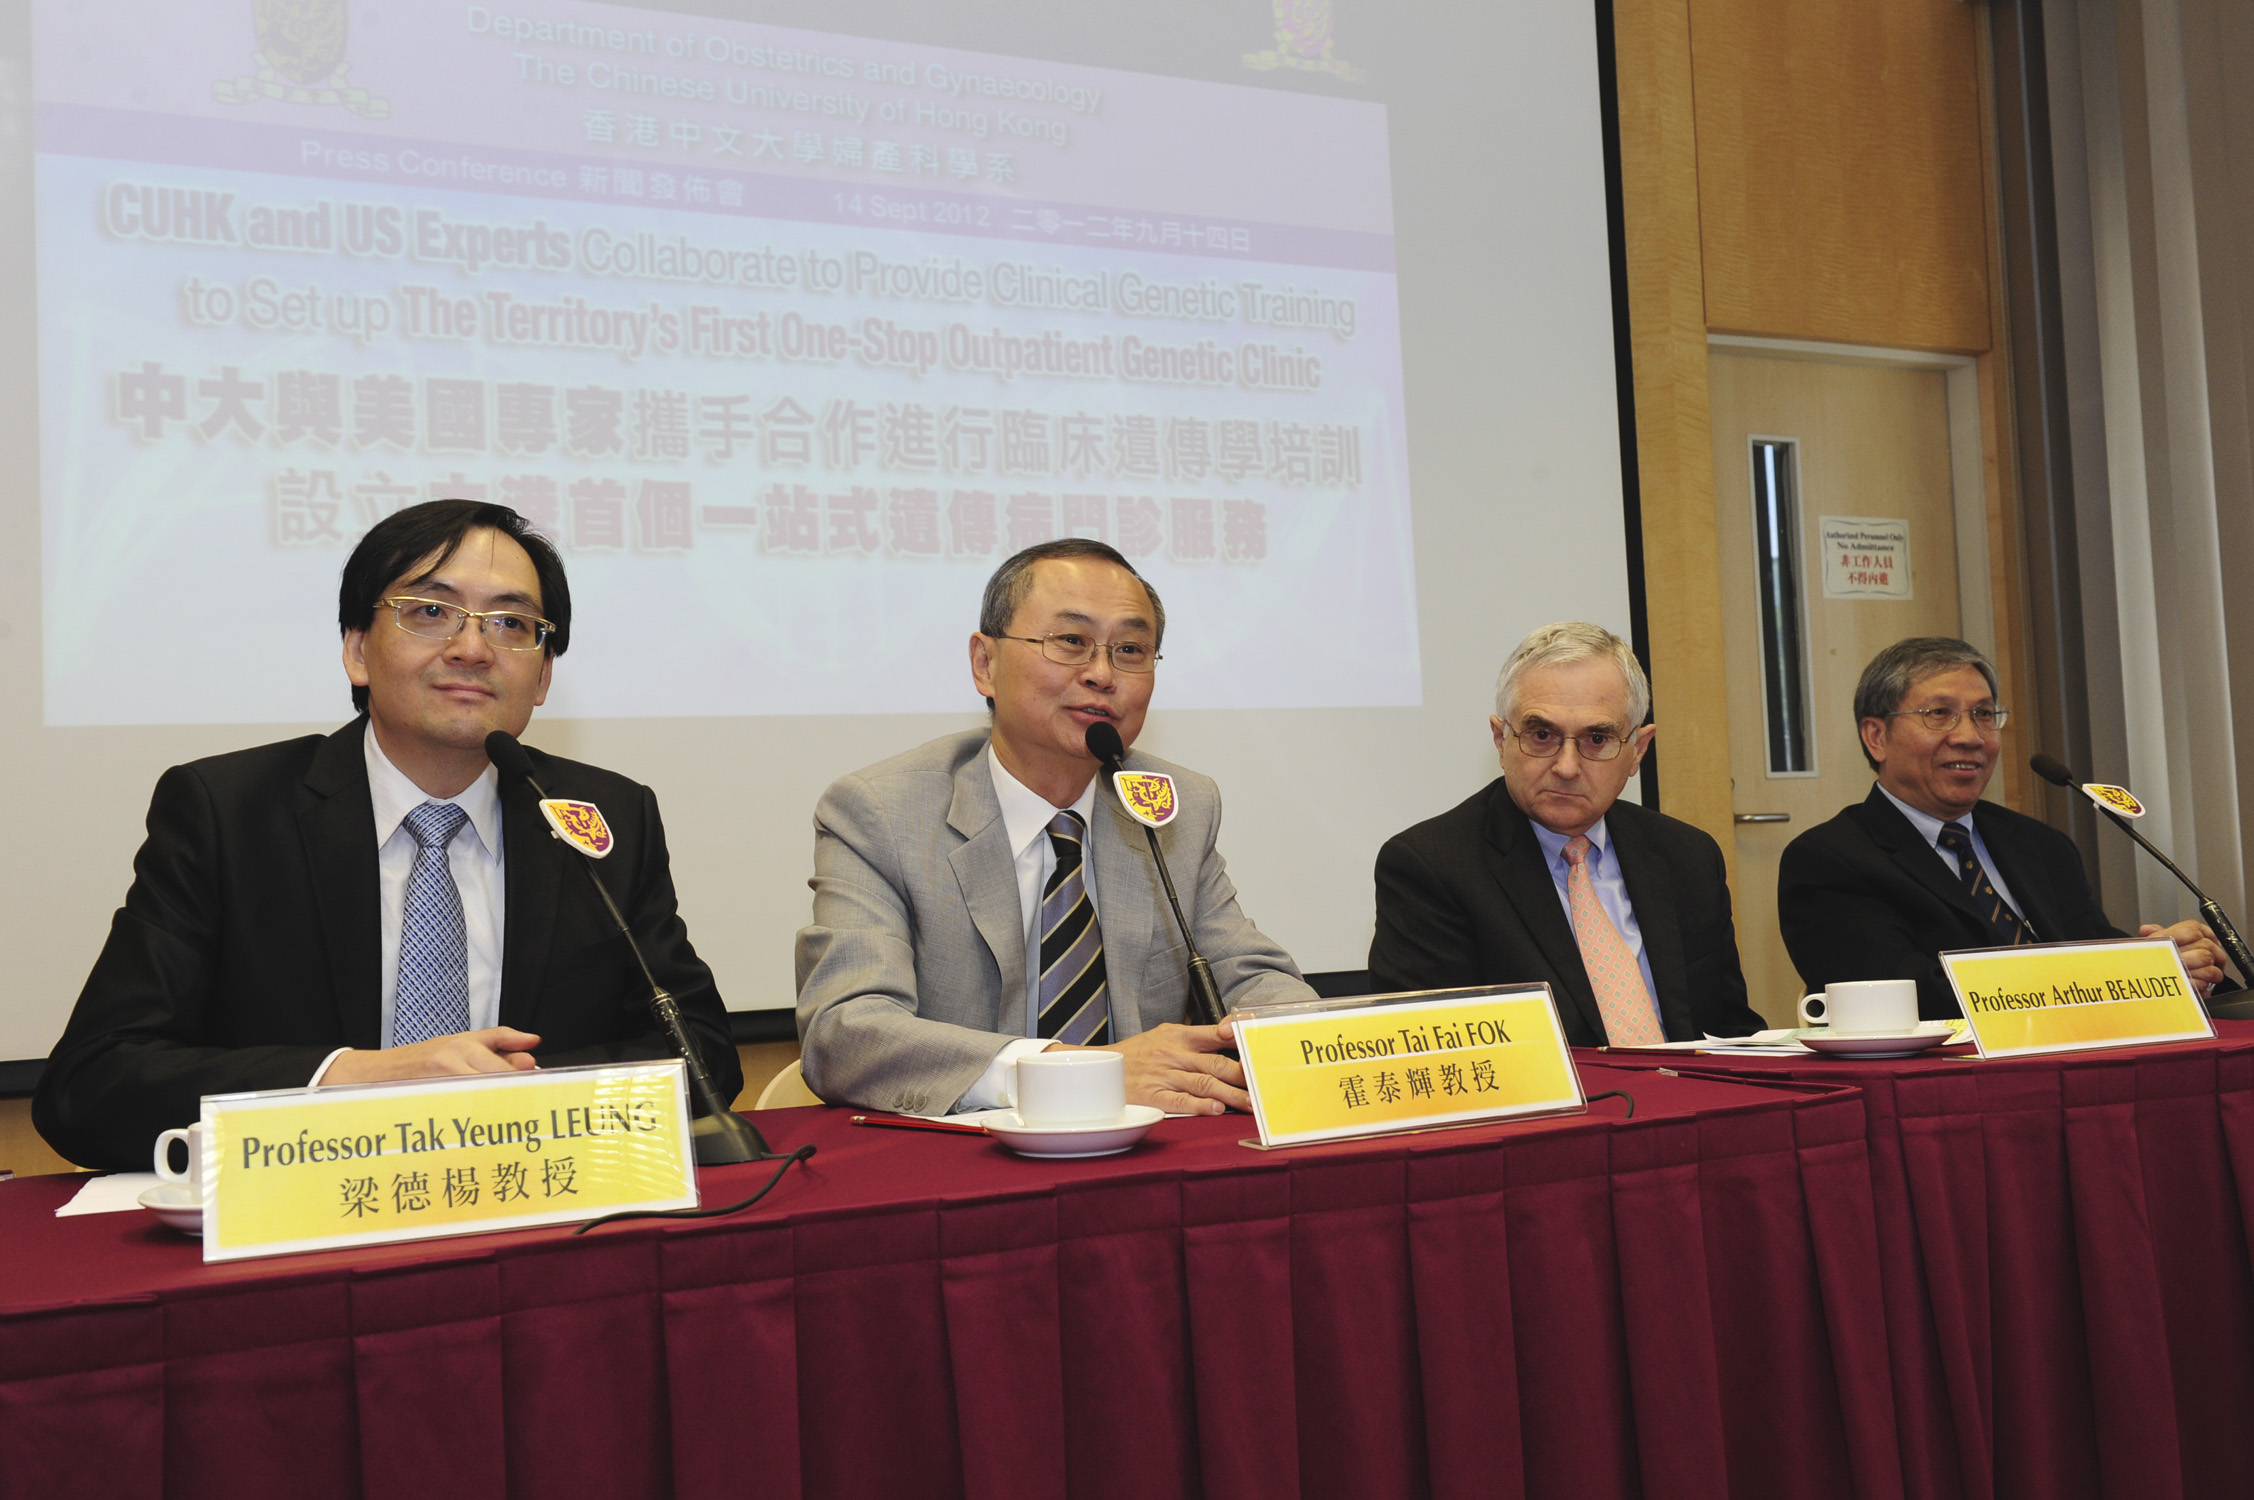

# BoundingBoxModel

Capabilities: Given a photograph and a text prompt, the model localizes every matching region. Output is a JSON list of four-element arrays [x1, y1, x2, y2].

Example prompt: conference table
[[2, 1063, 1895, 1500], [1594, 1021, 2254, 1500], [8, 1028, 2254, 1500]]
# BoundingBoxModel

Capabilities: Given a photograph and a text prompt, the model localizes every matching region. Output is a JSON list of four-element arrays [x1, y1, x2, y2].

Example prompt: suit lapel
[[947, 746, 1028, 1012], [1485, 791, 1608, 1041], [499, 766, 562, 1030], [1610, 813, 1693, 1037], [297, 721, 384, 1049], [1093, 765, 1163, 1035], [1857, 787, 1990, 931]]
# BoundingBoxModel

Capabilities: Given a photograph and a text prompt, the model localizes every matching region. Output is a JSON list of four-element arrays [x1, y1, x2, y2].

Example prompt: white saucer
[[984, 1105, 1165, 1158], [1795, 1021, 1961, 1059], [138, 1181, 203, 1236]]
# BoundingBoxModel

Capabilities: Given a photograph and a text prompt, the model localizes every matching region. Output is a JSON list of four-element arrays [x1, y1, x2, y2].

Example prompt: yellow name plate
[[195, 1061, 699, 1262], [1943, 938, 2213, 1059], [1234, 985, 1584, 1148]]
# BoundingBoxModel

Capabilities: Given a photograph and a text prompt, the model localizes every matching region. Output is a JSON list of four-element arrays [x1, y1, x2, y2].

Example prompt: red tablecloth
[[1594, 1022, 2254, 1500], [0, 1064, 1896, 1500]]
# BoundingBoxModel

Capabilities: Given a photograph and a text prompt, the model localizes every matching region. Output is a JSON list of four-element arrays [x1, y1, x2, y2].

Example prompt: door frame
[[1709, 334, 1997, 665]]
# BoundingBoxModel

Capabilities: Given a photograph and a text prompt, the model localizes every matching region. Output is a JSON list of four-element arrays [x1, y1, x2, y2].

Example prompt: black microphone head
[[485, 730, 535, 780], [2029, 753, 2078, 788], [1083, 720, 1125, 767]]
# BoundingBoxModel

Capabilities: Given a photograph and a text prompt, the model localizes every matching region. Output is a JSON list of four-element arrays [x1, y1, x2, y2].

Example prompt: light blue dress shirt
[[1875, 784, 2033, 935], [1529, 817, 1664, 1031]]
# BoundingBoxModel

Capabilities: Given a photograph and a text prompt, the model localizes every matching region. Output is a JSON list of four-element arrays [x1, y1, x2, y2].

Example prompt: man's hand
[[2141, 920, 2226, 997], [322, 1028, 543, 1086], [1059, 1020, 1248, 1115]]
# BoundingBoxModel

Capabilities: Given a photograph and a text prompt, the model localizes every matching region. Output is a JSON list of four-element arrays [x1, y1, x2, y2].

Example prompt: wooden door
[[1709, 350, 1967, 1025]]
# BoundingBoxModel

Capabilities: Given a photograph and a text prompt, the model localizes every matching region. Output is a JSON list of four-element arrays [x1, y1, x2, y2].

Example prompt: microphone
[[2030, 752, 2254, 986], [485, 731, 782, 1167], [1084, 722, 1227, 1027]]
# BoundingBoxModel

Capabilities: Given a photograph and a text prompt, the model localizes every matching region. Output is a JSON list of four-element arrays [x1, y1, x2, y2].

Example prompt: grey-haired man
[[1370, 621, 1763, 1046], [1779, 636, 2226, 1017]]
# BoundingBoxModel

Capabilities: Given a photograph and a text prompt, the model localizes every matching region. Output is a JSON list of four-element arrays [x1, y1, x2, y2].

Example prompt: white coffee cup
[[154, 1122, 207, 1194], [1798, 979, 1919, 1034], [1014, 1050, 1127, 1127]]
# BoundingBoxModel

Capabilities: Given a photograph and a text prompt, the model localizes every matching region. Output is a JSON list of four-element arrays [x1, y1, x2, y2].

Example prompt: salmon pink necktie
[[1562, 834, 1665, 1045]]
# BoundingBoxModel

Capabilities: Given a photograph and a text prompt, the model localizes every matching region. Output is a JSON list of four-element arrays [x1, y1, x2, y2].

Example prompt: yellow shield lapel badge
[[2081, 784, 2147, 818], [541, 799, 615, 858], [1112, 771, 1179, 828]]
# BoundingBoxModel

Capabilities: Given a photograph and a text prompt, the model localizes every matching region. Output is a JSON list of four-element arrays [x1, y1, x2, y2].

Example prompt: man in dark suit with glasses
[[1778, 636, 2228, 1017], [35, 499, 739, 1169], [1370, 621, 1764, 1046]]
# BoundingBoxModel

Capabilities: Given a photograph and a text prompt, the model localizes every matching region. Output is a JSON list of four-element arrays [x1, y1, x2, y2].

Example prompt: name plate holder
[[1943, 937, 2213, 1060], [191, 1060, 699, 1262], [1233, 984, 1585, 1149]]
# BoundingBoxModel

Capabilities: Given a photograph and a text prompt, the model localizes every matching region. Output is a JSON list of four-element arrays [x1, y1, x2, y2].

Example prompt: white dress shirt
[[311, 724, 508, 1082], [956, 747, 1101, 1111], [1876, 784, 2031, 932]]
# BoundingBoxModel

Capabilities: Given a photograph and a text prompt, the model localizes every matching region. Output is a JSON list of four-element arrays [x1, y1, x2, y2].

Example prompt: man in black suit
[[1370, 622, 1763, 1046], [1779, 636, 2226, 1018], [35, 500, 739, 1169]]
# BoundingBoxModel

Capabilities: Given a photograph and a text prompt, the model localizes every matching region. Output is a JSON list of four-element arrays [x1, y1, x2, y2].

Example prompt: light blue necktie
[[395, 801, 471, 1046]]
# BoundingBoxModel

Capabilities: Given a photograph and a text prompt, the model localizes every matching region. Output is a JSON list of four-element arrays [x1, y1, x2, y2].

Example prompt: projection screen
[[0, 0, 1633, 1060]]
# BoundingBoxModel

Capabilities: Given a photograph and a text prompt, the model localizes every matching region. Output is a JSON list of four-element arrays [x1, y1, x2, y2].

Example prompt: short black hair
[[339, 500, 571, 714], [979, 538, 1164, 645]]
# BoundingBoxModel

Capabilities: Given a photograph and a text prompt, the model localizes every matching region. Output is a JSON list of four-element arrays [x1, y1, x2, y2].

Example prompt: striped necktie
[[1937, 822, 2034, 945], [395, 801, 471, 1045], [1036, 810, 1112, 1046]]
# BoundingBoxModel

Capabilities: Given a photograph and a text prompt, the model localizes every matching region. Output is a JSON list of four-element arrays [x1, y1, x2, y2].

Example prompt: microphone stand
[[2035, 756, 2254, 987], [1090, 744, 1226, 1027], [488, 735, 789, 1167]]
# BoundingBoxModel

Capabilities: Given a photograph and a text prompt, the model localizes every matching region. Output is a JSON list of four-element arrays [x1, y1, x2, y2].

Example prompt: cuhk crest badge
[[541, 799, 615, 857], [2080, 783, 2147, 818], [1112, 771, 1179, 829]]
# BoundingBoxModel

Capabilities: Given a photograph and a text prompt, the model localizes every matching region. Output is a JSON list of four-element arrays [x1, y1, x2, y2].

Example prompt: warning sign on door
[[1820, 517, 1913, 599]]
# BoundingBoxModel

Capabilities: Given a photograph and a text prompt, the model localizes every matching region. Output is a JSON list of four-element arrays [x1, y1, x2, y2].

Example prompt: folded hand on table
[[1054, 1020, 1248, 1116]]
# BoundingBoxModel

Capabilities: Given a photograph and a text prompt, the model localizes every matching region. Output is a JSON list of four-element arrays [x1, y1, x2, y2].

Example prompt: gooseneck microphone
[[484, 730, 784, 1168], [1084, 722, 1227, 1027], [2031, 752, 2254, 985]]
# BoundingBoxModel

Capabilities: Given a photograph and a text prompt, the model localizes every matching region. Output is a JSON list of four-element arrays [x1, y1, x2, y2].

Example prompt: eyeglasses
[[381, 596, 554, 651], [1505, 721, 1631, 761], [993, 632, 1161, 673], [1887, 705, 2010, 734]]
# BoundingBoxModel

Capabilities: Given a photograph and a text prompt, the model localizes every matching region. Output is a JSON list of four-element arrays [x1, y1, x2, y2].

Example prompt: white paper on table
[[55, 1172, 161, 1216], [1695, 1028, 1817, 1054]]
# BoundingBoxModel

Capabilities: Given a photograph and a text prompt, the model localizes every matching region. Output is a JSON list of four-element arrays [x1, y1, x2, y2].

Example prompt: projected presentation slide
[[34, 1, 1418, 725]]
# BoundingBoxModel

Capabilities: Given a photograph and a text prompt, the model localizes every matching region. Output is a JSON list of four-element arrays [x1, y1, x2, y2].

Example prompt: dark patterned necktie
[[1036, 811, 1112, 1045], [1937, 822, 2034, 946]]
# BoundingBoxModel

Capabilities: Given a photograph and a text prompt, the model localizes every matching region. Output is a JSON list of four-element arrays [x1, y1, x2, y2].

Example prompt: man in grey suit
[[796, 539, 1312, 1115]]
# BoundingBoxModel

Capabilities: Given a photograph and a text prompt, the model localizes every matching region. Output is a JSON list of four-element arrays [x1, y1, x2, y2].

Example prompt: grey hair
[[978, 538, 1165, 647], [1493, 621, 1651, 727], [1853, 637, 2000, 768]]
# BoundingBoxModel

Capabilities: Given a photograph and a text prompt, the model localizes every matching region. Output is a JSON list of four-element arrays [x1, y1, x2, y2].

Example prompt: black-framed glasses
[[1888, 705, 2010, 734], [993, 632, 1161, 673], [381, 596, 554, 651], [1504, 721, 1631, 762]]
